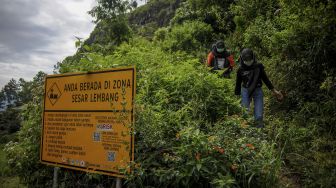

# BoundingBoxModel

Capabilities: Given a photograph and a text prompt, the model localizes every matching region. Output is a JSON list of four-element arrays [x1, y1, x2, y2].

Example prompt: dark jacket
[[235, 62, 274, 96]]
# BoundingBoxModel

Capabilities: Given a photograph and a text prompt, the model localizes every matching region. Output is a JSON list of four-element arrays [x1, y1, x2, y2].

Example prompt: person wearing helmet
[[235, 48, 283, 128], [207, 40, 235, 78]]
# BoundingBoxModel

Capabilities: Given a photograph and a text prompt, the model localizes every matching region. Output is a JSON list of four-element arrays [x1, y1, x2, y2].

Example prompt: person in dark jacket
[[235, 48, 283, 128], [207, 40, 235, 78]]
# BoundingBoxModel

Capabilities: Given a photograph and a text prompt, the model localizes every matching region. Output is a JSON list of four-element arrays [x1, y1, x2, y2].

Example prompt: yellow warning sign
[[40, 67, 135, 177]]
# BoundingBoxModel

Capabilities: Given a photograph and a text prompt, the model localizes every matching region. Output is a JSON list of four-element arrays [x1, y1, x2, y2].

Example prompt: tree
[[83, 0, 132, 50], [0, 90, 5, 109], [0, 107, 20, 133], [0, 78, 20, 108], [89, 0, 133, 23], [17, 78, 33, 105], [171, 0, 235, 35]]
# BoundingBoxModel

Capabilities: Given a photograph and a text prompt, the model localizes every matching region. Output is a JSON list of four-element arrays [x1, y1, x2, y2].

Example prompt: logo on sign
[[47, 82, 62, 105], [80, 160, 86, 167]]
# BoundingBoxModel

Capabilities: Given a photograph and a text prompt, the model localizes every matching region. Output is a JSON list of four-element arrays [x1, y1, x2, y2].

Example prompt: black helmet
[[241, 48, 254, 61], [215, 40, 225, 49], [215, 40, 225, 53], [241, 48, 254, 66]]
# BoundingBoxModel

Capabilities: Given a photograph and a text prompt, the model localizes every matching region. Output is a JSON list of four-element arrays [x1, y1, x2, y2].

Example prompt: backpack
[[211, 44, 230, 70]]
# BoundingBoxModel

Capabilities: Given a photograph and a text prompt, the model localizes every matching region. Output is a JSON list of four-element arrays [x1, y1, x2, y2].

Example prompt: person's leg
[[241, 87, 251, 117], [253, 87, 264, 128]]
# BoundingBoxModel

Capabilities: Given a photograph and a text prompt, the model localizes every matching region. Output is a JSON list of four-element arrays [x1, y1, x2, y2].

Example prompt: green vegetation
[[0, 144, 10, 176], [129, 0, 181, 38], [1, 0, 335, 187], [1, 143, 26, 188]]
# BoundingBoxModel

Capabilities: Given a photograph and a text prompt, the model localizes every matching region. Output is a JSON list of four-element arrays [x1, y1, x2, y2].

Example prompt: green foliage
[[269, 1, 336, 105], [6, 37, 283, 187], [113, 39, 281, 186], [0, 143, 26, 188], [17, 78, 33, 105], [128, 0, 182, 39], [229, 0, 336, 186], [230, 0, 279, 23], [93, 18, 132, 47], [4, 0, 336, 187], [4, 71, 53, 187], [89, 0, 134, 23], [129, 0, 180, 26], [0, 144, 9, 176], [58, 19, 132, 73], [268, 112, 336, 187], [242, 17, 277, 57], [229, 0, 279, 53], [107, 39, 280, 187], [0, 79, 20, 107], [0, 92, 4, 108], [77, 0, 134, 57], [0, 108, 21, 134], [128, 117, 282, 187], [0, 75, 45, 135], [162, 21, 213, 55], [0, 177, 26, 188], [0, 133, 18, 144], [0, 73, 46, 109], [171, 0, 235, 35], [153, 27, 168, 41], [135, 22, 159, 40]]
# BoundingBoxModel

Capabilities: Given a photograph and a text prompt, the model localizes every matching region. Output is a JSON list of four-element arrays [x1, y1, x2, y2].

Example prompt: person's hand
[[272, 89, 284, 102], [222, 72, 231, 78], [222, 67, 232, 78]]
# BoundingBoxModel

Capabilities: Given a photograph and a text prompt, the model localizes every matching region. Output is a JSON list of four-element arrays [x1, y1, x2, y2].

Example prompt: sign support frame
[[53, 167, 59, 188]]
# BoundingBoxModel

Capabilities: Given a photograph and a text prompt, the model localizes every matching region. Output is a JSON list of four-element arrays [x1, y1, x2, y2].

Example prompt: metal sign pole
[[53, 167, 59, 188], [116, 177, 122, 188]]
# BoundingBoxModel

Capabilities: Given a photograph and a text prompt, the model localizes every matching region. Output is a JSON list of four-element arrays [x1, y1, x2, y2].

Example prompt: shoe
[[254, 119, 264, 128]]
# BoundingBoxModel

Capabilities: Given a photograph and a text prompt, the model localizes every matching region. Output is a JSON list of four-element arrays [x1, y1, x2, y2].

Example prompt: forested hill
[[1, 0, 335, 187]]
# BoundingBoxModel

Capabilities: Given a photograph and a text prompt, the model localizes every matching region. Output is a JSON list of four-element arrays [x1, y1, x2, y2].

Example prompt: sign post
[[116, 177, 122, 188], [40, 67, 135, 179], [53, 167, 59, 188]]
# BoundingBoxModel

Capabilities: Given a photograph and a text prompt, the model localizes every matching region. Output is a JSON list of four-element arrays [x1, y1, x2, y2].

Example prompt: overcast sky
[[0, 0, 146, 89]]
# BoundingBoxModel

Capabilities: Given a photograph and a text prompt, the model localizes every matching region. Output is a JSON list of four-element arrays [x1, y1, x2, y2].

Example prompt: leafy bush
[[0, 108, 21, 134], [229, 0, 336, 186], [153, 27, 168, 41], [4, 72, 54, 187], [128, 117, 282, 187], [171, 0, 235, 34], [6, 0, 336, 186], [5, 38, 283, 187], [162, 21, 213, 55], [91, 39, 282, 187]]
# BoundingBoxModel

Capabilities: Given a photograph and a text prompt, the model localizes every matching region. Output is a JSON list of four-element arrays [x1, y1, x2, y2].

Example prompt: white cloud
[[0, 43, 10, 54], [0, 0, 149, 88], [137, 0, 147, 6], [0, 0, 96, 88]]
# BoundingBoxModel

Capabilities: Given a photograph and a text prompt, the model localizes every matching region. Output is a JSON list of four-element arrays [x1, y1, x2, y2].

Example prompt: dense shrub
[[171, 0, 235, 35], [4, 0, 335, 187], [162, 21, 213, 55], [229, 0, 336, 186], [5, 38, 283, 187]]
